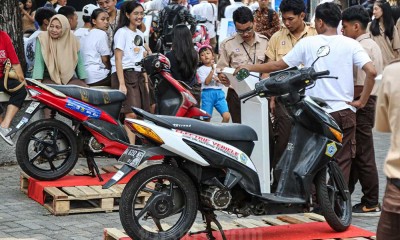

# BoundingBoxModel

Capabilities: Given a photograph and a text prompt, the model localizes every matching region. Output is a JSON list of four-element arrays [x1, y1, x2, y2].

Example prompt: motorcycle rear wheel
[[16, 119, 78, 180], [120, 164, 198, 240], [315, 161, 352, 232]]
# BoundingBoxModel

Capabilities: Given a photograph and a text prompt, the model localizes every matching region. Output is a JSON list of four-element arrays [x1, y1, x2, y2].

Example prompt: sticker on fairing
[[174, 129, 253, 166], [65, 98, 101, 119], [325, 142, 337, 157]]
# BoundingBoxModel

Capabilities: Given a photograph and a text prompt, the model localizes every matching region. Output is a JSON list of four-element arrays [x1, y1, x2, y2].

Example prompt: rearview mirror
[[134, 35, 143, 47], [311, 45, 330, 66], [316, 45, 330, 58]]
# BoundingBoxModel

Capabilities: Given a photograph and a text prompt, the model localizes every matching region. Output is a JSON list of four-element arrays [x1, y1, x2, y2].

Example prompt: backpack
[[162, 5, 185, 47]]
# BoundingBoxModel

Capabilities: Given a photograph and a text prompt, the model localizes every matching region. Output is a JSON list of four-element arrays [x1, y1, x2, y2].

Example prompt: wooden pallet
[[103, 213, 377, 240], [20, 165, 150, 216]]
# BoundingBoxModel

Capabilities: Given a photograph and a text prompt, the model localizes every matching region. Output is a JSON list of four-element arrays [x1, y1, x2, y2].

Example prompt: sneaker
[[352, 203, 381, 216], [0, 126, 13, 146]]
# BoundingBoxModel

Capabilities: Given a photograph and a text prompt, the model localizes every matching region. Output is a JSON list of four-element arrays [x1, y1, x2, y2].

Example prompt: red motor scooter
[[9, 53, 210, 181]]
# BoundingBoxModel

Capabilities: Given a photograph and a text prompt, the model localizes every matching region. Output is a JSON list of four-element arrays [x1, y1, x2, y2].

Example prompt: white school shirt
[[197, 65, 223, 90], [282, 35, 371, 113], [24, 30, 42, 74], [80, 29, 111, 84], [111, 27, 145, 73], [191, 1, 217, 38], [74, 27, 90, 48]]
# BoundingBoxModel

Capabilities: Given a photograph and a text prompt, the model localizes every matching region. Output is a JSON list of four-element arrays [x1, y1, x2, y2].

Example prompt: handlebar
[[311, 70, 330, 79], [239, 89, 257, 100]]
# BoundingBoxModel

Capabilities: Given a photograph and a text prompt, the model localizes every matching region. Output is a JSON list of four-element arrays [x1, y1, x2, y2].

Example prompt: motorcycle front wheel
[[16, 119, 78, 180], [120, 164, 198, 240], [315, 161, 352, 232]]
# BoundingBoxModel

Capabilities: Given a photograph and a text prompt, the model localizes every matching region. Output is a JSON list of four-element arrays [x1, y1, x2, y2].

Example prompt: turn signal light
[[329, 127, 343, 143], [130, 123, 164, 145]]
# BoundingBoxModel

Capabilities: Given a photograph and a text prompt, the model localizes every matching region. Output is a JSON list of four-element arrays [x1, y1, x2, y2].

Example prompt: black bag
[[162, 5, 184, 47]]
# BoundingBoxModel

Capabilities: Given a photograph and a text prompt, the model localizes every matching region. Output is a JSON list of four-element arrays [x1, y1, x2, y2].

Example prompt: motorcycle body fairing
[[274, 96, 343, 200]]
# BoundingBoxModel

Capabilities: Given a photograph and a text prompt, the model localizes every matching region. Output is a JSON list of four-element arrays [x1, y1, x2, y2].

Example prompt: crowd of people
[[1, 0, 400, 236]]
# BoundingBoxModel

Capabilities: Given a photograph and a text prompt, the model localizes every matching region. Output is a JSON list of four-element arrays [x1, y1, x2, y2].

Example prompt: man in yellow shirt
[[375, 58, 400, 239], [265, 0, 317, 189]]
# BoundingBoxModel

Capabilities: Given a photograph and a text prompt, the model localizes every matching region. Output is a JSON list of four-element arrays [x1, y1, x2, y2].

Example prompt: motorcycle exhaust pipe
[[102, 164, 135, 189]]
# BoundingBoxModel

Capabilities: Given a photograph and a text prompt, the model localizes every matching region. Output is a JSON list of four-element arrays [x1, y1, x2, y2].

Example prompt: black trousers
[[0, 77, 27, 109], [349, 96, 379, 206]]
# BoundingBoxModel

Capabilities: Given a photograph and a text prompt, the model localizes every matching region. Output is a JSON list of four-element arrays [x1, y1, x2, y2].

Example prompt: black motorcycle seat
[[158, 115, 258, 141], [47, 85, 126, 105]]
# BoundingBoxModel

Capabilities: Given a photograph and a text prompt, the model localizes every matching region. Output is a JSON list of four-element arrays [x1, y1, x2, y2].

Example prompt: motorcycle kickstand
[[86, 155, 104, 182], [188, 210, 227, 240]]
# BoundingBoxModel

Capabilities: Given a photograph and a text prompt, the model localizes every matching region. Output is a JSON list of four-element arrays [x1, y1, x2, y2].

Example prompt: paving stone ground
[[0, 130, 389, 239]]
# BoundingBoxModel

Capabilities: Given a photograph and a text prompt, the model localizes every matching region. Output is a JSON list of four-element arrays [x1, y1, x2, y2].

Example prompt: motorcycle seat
[[159, 115, 258, 141], [47, 85, 126, 105]]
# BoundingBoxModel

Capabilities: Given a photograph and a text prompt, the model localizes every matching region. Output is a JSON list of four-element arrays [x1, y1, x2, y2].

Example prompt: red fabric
[[180, 222, 375, 240], [116, 222, 374, 240], [0, 31, 20, 78], [27, 171, 137, 205]]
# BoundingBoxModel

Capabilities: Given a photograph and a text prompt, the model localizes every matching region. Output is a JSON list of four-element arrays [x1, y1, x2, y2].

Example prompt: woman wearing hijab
[[32, 14, 87, 86]]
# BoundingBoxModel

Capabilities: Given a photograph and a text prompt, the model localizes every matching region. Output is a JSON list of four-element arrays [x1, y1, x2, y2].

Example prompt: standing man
[[224, 0, 249, 19], [235, 2, 377, 183], [97, 0, 120, 48], [375, 58, 400, 240], [54, 0, 66, 12], [217, 6, 269, 123], [191, 0, 218, 50], [342, 5, 383, 214], [265, 0, 317, 187], [158, 0, 196, 51], [253, 0, 280, 39], [58, 6, 78, 31]]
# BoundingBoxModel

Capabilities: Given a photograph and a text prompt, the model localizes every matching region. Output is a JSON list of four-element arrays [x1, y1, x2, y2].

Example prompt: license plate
[[119, 147, 146, 168], [25, 102, 40, 114]]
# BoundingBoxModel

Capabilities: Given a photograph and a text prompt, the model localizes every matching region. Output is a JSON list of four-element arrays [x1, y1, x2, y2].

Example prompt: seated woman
[[165, 24, 199, 86], [0, 30, 28, 145], [81, 8, 111, 86], [32, 14, 87, 87]]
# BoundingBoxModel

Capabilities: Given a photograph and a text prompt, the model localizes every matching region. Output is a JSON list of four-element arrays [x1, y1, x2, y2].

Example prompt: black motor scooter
[[103, 46, 351, 240]]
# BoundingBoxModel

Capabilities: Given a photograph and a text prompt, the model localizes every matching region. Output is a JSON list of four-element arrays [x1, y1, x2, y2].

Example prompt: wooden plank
[[62, 186, 87, 198], [76, 186, 101, 197], [44, 187, 69, 199], [189, 222, 205, 233], [262, 217, 289, 226], [100, 198, 115, 211], [90, 186, 118, 198], [303, 213, 326, 222], [211, 221, 239, 231], [104, 228, 129, 240], [277, 215, 306, 224], [245, 218, 270, 227], [286, 214, 315, 223], [233, 219, 258, 228], [20, 172, 29, 194]]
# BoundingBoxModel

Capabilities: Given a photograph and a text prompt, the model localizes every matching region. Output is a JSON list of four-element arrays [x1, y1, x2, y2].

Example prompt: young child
[[197, 43, 231, 123]]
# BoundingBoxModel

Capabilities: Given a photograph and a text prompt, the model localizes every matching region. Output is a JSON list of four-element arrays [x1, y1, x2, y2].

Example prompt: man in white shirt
[[24, 7, 56, 77], [191, 0, 217, 49], [54, 0, 67, 12], [234, 2, 377, 183], [224, 0, 248, 19], [74, 4, 99, 45]]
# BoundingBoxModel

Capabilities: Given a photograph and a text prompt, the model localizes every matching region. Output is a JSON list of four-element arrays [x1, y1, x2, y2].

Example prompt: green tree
[[0, 0, 26, 70]]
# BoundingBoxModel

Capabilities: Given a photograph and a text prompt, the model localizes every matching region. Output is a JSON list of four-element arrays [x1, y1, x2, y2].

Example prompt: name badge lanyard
[[241, 42, 257, 64]]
